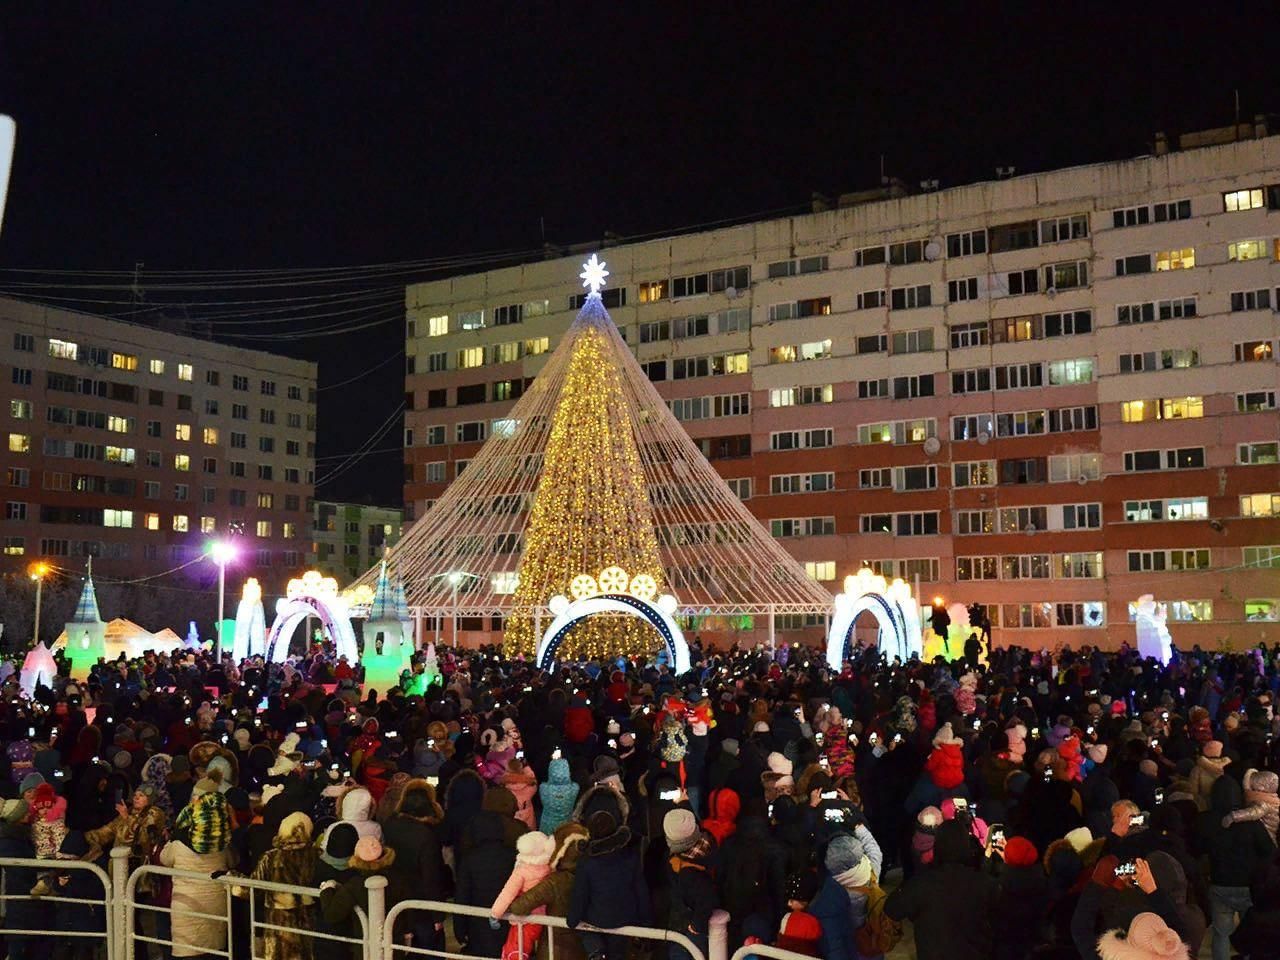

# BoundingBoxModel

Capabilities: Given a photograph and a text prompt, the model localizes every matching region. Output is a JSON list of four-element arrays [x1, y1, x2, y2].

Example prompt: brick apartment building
[[401, 122, 1280, 650], [2, 297, 317, 585]]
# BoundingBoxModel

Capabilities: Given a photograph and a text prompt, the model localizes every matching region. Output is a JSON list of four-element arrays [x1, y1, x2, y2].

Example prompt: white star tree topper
[[579, 253, 609, 295]]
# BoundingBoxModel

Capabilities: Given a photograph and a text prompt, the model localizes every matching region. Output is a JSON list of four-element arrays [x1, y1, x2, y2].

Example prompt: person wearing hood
[[510, 823, 590, 960], [466, 785, 530, 851], [1187, 741, 1230, 812], [161, 788, 235, 958], [1195, 774, 1275, 960], [383, 778, 449, 952], [988, 835, 1049, 960], [442, 769, 486, 851], [568, 809, 650, 960], [502, 759, 539, 831], [538, 756, 579, 834], [807, 833, 875, 960], [454, 806, 517, 956], [904, 723, 970, 816], [1097, 911, 1190, 960], [1071, 853, 1190, 960], [701, 787, 740, 845], [1222, 768, 1280, 843], [761, 752, 794, 805], [490, 831, 557, 960], [85, 783, 166, 872], [48, 830, 106, 957], [663, 810, 719, 960], [885, 819, 998, 960], [320, 784, 382, 848], [241, 811, 318, 960]]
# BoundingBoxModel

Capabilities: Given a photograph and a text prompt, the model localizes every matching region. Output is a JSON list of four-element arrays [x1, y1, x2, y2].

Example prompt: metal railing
[[728, 946, 823, 960], [0, 853, 115, 960], [123, 860, 370, 960], [383, 898, 709, 960]]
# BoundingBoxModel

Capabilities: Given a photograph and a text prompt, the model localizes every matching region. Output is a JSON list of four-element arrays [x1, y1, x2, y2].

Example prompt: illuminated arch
[[826, 569, 923, 669], [536, 593, 690, 675], [264, 572, 358, 663]]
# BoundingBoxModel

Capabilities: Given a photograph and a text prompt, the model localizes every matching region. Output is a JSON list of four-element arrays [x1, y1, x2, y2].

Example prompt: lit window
[[256, 492, 274, 509], [804, 560, 836, 581], [1223, 188, 1264, 212], [523, 337, 550, 356], [492, 571, 519, 594], [426, 314, 449, 337], [172, 515, 189, 532], [1241, 493, 1280, 518], [111, 352, 138, 371], [1228, 239, 1269, 262], [174, 454, 190, 471], [282, 522, 296, 538], [1246, 600, 1278, 622], [103, 509, 133, 528], [203, 427, 219, 444], [177, 363, 193, 381], [256, 520, 272, 538], [9, 400, 32, 420], [144, 513, 160, 530], [1155, 248, 1195, 271], [149, 359, 165, 375], [1161, 396, 1204, 420], [639, 280, 668, 303], [48, 339, 79, 360], [1169, 600, 1212, 622], [7, 433, 30, 453], [457, 347, 485, 369], [175, 424, 191, 441]]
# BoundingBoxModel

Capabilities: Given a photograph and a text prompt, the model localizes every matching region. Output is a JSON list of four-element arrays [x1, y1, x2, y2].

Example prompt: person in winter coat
[[383, 777, 449, 952], [718, 805, 788, 946], [320, 785, 381, 848], [84, 784, 166, 873], [910, 806, 943, 869], [761, 752, 794, 805], [510, 824, 590, 960], [1187, 741, 1230, 812], [442, 769, 486, 851], [1195, 774, 1276, 960], [701, 787, 740, 845], [161, 797, 235, 959], [491, 831, 556, 916], [1097, 911, 1190, 960], [1070, 855, 1188, 960], [663, 810, 719, 960], [313, 824, 359, 960], [29, 783, 68, 860], [502, 760, 539, 831], [454, 806, 517, 956], [1231, 858, 1280, 958], [1222, 768, 1280, 843], [808, 833, 877, 960], [47, 831, 106, 960], [538, 756, 579, 834], [885, 820, 999, 960], [241, 811, 319, 960], [904, 723, 970, 816], [989, 835, 1050, 960], [0, 799, 47, 960], [318, 835, 403, 950], [568, 810, 651, 960]]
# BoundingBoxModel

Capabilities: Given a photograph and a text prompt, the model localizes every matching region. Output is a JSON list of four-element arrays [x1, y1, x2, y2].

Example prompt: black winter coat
[[567, 827, 650, 931], [0, 824, 48, 935], [1196, 775, 1275, 887], [718, 816, 786, 934], [990, 861, 1049, 960], [452, 815, 515, 956], [667, 858, 718, 941]]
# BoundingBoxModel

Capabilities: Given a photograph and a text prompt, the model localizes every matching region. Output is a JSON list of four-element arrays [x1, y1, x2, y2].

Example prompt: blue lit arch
[[535, 593, 690, 674]]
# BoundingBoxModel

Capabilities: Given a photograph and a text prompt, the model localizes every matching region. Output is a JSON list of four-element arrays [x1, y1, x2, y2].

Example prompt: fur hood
[[550, 824, 589, 871], [338, 785, 376, 823], [1097, 924, 1189, 960], [393, 778, 444, 824], [571, 782, 631, 825], [349, 846, 396, 873]]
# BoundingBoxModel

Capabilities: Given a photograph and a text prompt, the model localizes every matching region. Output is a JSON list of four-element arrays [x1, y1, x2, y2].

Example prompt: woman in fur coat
[[243, 811, 319, 960], [1097, 911, 1189, 960]]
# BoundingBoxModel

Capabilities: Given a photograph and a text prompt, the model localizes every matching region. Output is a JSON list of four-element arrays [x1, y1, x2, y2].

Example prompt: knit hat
[[932, 721, 958, 747], [260, 783, 284, 807], [1139, 759, 1159, 779], [663, 808, 699, 855], [721, 738, 739, 757], [326, 822, 359, 859], [1098, 911, 1189, 960], [1087, 743, 1108, 765], [917, 806, 943, 828], [752, 721, 770, 733], [767, 752, 793, 776], [777, 911, 821, 948], [19, 773, 44, 796], [1065, 826, 1093, 852], [1, 798, 28, 823], [516, 830, 557, 866], [1003, 836, 1039, 868], [823, 833, 865, 876], [1202, 740, 1224, 759], [354, 835, 383, 862]]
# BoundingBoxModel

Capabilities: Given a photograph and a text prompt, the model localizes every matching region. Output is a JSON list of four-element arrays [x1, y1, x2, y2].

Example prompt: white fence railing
[[0, 852, 115, 960], [729, 944, 824, 960]]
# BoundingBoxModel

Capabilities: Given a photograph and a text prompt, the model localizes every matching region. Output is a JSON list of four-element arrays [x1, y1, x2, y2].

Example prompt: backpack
[[852, 878, 903, 956]]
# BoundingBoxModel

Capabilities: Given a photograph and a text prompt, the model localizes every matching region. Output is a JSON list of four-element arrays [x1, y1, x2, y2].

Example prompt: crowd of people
[[1, 634, 1279, 960]]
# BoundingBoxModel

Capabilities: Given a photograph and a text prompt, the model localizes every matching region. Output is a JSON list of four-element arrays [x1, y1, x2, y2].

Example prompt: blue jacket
[[538, 758, 579, 834], [808, 874, 855, 960]]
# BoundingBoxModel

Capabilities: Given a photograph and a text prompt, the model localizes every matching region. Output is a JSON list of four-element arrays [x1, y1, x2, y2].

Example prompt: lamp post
[[427, 571, 482, 648], [28, 561, 49, 648], [208, 540, 237, 654]]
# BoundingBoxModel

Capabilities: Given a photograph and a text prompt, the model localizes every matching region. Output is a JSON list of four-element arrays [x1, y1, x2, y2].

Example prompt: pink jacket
[[490, 831, 556, 917], [502, 769, 538, 831]]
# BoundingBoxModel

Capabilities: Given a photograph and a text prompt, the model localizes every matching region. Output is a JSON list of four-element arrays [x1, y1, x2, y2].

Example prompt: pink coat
[[490, 831, 556, 917], [502, 769, 538, 831]]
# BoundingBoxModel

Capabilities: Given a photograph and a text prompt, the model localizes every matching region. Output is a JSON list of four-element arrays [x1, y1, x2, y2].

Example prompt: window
[[1044, 260, 1088, 290], [425, 351, 448, 373], [638, 280, 668, 303], [859, 468, 891, 489], [258, 436, 275, 453], [454, 309, 485, 332], [860, 514, 893, 534], [955, 510, 994, 535], [171, 514, 189, 532], [1170, 601, 1213, 622], [1229, 239, 1270, 262], [257, 464, 273, 481], [170, 454, 189, 472], [8, 433, 30, 453], [1155, 248, 1195, 271], [995, 362, 1043, 390], [999, 457, 1047, 485], [948, 276, 980, 302], [895, 512, 939, 536], [893, 374, 934, 399], [769, 429, 833, 450], [858, 378, 887, 399], [1115, 254, 1151, 276], [8, 399, 31, 420], [1001, 554, 1052, 580], [1231, 288, 1272, 312], [1235, 340, 1274, 363], [951, 368, 992, 394], [804, 561, 836, 581], [999, 506, 1047, 533], [946, 229, 987, 257], [1241, 493, 1280, 518], [1224, 188, 1264, 212], [953, 460, 995, 487], [673, 351, 750, 377], [857, 418, 935, 444], [891, 328, 933, 354], [888, 239, 928, 264], [771, 517, 836, 538], [5, 501, 26, 520], [456, 421, 487, 443], [771, 472, 835, 494], [949, 322, 988, 348], [1047, 358, 1093, 385], [2, 536, 24, 556], [1237, 391, 1277, 412], [856, 334, 887, 355], [1059, 552, 1104, 578], [111, 352, 138, 371], [457, 347, 485, 369], [1006, 268, 1038, 295], [10, 368, 30, 387], [48, 338, 79, 360], [1043, 310, 1092, 337], [1162, 295, 1197, 317], [1049, 405, 1098, 432], [995, 409, 1046, 437], [1039, 214, 1088, 243], [6, 467, 28, 487], [892, 465, 937, 491], [201, 457, 216, 474], [12, 332, 33, 352], [1245, 546, 1280, 569], [669, 393, 749, 421], [768, 342, 827, 365], [855, 244, 886, 266], [493, 303, 523, 326], [855, 290, 886, 310], [259, 409, 275, 425], [177, 363, 193, 381], [1061, 503, 1101, 529], [956, 557, 999, 581], [1056, 602, 1106, 627], [255, 520, 272, 538], [725, 477, 751, 500], [172, 423, 190, 442], [890, 284, 931, 310], [769, 384, 832, 407], [1239, 442, 1279, 464]]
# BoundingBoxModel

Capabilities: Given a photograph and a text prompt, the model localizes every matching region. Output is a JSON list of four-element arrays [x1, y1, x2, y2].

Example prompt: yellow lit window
[[1121, 400, 1153, 423], [457, 347, 485, 369], [104, 446, 135, 464], [174, 454, 190, 471], [175, 424, 191, 441], [1241, 493, 1280, 518], [172, 514, 189, 532], [149, 359, 165, 375], [7, 433, 30, 452], [724, 352, 750, 374], [805, 560, 836, 581], [1160, 396, 1203, 420], [48, 339, 78, 360], [111, 352, 138, 371], [177, 363, 193, 381], [282, 522, 296, 538], [106, 416, 131, 434], [202, 427, 219, 444], [103, 509, 133, 528], [1155, 248, 1195, 271], [144, 513, 160, 530], [257, 492, 273, 508], [256, 520, 272, 538], [638, 280, 668, 303], [769, 345, 797, 364], [427, 314, 449, 337], [1224, 188, 1264, 212], [798, 341, 831, 361], [1228, 239, 1269, 262], [200, 516, 216, 533], [523, 337, 550, 356]]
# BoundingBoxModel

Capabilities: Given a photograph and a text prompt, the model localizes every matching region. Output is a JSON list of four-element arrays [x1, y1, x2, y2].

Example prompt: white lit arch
[[826, 568, 923, 668], [264, 572, 359, 663]]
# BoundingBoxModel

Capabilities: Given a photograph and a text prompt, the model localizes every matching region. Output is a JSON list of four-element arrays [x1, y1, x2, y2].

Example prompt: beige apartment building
[[402, 123, 1280, 650], [2, 297, 317, 583]]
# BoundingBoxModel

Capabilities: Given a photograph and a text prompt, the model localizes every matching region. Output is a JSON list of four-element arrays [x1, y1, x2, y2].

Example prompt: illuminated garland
[[505, 318, 667, 660]]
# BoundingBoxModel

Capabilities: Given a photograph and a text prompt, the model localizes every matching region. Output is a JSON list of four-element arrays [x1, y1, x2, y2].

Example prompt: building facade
[[311, 500, 402, 581], [2, 297, 317, 583], [403, 128, 1280, 650]]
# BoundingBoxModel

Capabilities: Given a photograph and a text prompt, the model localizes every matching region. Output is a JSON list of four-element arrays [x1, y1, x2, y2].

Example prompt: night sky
[[0, 5, 1276, 505]]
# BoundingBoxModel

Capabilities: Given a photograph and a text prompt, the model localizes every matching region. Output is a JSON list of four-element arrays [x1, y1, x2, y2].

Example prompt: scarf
[[832, 855, 873, 891]]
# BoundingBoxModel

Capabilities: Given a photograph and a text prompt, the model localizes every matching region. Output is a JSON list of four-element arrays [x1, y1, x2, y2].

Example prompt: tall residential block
[[311, 500, 403, 581]]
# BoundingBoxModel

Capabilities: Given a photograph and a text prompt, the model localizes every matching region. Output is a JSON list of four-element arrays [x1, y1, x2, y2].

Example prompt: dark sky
[[0, 4, 1276, 504]]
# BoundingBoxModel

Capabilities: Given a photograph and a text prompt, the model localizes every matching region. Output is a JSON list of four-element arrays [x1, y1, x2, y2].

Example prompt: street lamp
[[427, 570, 482, 648], [207, 540, 237, 654], [28, 561, 49, 648]]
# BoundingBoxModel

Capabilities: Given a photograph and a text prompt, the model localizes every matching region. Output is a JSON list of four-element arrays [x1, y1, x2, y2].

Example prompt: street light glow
[[28, 562, 49, 581], [208, 540, 237, 566]]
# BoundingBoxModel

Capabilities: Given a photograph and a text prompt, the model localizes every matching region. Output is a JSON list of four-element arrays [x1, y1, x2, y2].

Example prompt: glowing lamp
[[548, 595, 570, 617], [208, 540, 237, 566], [933, 596, 945, 608]]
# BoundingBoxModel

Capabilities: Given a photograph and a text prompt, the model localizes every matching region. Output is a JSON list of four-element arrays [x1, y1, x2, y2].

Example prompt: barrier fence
[[0, 847, 737, 960]]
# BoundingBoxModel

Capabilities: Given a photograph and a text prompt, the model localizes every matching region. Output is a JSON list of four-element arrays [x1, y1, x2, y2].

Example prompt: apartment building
[[403, 125, 1280, 649], [311, 500, 402, 581], [2, 297, 317, 582]]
